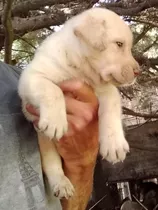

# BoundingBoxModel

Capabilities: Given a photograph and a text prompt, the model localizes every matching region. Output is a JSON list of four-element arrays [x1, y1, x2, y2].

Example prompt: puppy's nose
[[134, 70, 139, 76], [133, 63, 140, 76]]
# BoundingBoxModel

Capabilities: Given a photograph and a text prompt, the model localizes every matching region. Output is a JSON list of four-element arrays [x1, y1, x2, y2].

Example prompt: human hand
[[54, 80, 99, 162], [26, 80, 98, 138]]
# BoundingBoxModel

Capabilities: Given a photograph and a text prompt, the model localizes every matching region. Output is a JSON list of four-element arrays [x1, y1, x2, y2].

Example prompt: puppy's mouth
[[110, 75, 135, 87], [101, 74, 123, 86], [110, 75, 124, 87], [101, 72, 135, 87]]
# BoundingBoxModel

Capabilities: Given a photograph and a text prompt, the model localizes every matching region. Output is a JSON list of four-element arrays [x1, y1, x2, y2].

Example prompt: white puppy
[[18, 8, 140, 199]]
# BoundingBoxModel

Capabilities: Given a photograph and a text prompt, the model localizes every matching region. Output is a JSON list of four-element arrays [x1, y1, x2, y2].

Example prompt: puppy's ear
[[74, 15, 106, 51]]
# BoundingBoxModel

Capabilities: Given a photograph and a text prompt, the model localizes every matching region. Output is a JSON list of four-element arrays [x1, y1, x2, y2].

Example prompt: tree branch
[[123, 107, 158, 119], [11, 0, 73, 17], [12, 48, 34, 55], [143, 37, 158, 53], [0, 10, 67, 51], [12, 11, 66, 34], [149, 57, 158, 66], [1, 0, 157, 19], [100, 0, 158, 16], [16, 35, 37, 50], [2, 0, 14, 64], [130, 18, 158, 28], [134, 25, 152, 45], [10, 0, 98, 17], [139, 76, 158, 83]]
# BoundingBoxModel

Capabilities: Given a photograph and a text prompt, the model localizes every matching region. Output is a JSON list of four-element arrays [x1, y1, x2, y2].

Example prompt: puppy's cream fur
[[18, 8, 140, 200]]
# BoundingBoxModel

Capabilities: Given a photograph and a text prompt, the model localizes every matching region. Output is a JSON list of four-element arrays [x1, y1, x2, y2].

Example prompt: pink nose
[[134, 71, 139, 76], [133, 65, 140, 77]]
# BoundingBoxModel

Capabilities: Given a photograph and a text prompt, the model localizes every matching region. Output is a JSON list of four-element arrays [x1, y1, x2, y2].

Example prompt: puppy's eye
[[116, 42, 123, 47]]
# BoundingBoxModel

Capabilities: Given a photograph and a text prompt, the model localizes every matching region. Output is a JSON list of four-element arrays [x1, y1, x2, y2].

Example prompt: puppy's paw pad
[[100, 136, 129, 164], [50, 175, 75, 199]]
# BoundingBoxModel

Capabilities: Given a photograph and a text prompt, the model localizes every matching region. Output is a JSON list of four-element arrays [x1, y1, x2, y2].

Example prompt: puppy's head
[[72, 8, 140, 86]]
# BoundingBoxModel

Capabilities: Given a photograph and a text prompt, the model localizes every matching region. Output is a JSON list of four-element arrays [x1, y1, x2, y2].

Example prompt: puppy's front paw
[[38, 99, 68, 140], [48, 174, 75, 199], [100, 132, 129, 164]]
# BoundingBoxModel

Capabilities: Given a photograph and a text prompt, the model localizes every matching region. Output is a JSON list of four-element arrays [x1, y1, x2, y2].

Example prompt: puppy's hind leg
[[38, 133, 75, 199]]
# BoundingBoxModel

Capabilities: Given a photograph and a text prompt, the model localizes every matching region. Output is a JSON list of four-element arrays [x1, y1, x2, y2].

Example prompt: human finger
[[59, 80, 98, 104], [64, 96, 94, 122]]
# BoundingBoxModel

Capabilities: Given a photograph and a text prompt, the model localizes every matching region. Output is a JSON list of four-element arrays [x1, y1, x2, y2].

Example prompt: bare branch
[[0, 0, 157, 20], [2, 0, 14, 64], [88, 195, 107, 210], [10, 0, 98, 17], [120, 89, 132, 101], [143, 37, 158, 53], [11, 0, 73, 17], [12, 11, 66, 34], [141, 76, 158, 83], [149, 57, 158, 66], [100, 0, 158, 16], [132, 195, 148, 210], [16, 35, 37, 50], [134, 25, 152, 45], [130, 18, 158, 28], [123, 107, 158, 119], [12, 48, 34, 55]]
